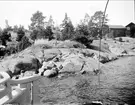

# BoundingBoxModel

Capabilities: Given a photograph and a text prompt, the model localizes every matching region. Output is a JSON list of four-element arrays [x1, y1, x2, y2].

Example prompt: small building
[[107, 25, 126, 38], [125, 22, 135, 37]]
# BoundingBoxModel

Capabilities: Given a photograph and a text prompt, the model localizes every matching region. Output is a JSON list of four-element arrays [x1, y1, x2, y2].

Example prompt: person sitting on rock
[[0, 70, 13, 83]]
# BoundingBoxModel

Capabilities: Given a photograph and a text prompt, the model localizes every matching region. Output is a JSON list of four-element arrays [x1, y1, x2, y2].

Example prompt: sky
[[0, 0, 134, 29]]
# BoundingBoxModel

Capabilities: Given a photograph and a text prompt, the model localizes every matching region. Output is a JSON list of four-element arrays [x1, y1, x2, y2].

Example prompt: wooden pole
[[30, 82, 33, 105], [98, 0, 110, 87], [134, 0, 135, 22]]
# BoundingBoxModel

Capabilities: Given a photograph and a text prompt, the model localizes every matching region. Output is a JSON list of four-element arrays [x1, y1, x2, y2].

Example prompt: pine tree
[[83, 13, 90, 25], [47, 15, 54, 28], [29, 11, 46, 30], [61, 13, 74, 40]]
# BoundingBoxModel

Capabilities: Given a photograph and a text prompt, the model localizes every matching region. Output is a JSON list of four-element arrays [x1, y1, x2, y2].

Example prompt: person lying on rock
[[46, 61, 57, 69], [39, 57, 64, 77], [43, 66, 59, 77], [39, 60, 57, 75]]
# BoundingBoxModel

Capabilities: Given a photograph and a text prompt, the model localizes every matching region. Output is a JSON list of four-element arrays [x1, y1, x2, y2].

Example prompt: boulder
[[1, 55, 42, 76], [82, 57, 104, 72], [30, 46, 61, 62], [92, 53, 110, 63], [109, 44, 127, 56], [81, 49, 116, 63], [59, 55, 85, 73], [90, 40, 111, 53], [127, 51, 135, 56], [107, 53, 117, 60], [44, 49, 61, 61], [59, 62, 75, 73]]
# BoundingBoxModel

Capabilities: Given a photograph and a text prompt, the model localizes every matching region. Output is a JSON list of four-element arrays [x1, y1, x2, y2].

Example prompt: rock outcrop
[[0, 55, 42, 76], [1, 39, 135, 104], [0, 40, 119, 78]]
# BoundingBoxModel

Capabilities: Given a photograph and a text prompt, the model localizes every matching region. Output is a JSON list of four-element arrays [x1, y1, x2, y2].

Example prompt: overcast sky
[[0, 0, 134, 29]]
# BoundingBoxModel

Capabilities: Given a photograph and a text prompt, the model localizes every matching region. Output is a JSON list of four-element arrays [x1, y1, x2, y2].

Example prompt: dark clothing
[[6, 70, 13, 78]]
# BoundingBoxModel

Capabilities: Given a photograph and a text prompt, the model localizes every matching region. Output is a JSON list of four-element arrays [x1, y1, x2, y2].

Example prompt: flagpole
[[134, 0, 135, 22]]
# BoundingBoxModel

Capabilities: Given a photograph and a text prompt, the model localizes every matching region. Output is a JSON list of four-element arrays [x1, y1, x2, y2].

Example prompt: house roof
[[126, 22, 135, 27], [108, 25, 125, 29]]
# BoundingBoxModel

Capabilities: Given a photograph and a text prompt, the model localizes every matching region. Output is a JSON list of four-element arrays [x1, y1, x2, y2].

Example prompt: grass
[[34, 39, 50, 45], [34, 39, 86, 49]]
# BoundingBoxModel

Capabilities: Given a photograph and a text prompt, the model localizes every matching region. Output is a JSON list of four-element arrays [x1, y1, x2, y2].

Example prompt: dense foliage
[[16, 36, 32, 52], [30, 26, 54, 40], [0, 28, 12, 46], [16, 26, 25, 41]]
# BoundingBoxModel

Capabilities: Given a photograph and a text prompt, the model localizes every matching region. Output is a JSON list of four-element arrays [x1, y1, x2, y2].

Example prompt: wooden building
[[125, 22, 135, 37], [107, 25, 126, 38]]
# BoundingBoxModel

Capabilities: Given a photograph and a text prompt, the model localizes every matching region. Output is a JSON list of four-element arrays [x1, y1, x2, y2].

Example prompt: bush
[[6, 45, 17, 55], [16, 36, 32, 52], [119, 37, 123, 42], [73, 36, 93, 47], [16, 28, 25, 41], [0, 28, 11, 46], [0, 46, 6, 57], [126, 40, 129, 42], [45, 26, 54, 40], [30, 29, 38, 40]]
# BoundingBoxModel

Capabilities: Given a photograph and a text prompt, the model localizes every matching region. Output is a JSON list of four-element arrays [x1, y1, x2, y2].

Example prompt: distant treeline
[[0, 10, 109, 57]]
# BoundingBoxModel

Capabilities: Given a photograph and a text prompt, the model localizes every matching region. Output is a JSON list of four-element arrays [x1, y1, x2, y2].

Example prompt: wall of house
[[107, 28, 126, 38]]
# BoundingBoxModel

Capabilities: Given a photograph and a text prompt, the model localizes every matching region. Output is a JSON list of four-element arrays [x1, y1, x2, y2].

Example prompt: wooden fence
[[0, 73, 41, 105]]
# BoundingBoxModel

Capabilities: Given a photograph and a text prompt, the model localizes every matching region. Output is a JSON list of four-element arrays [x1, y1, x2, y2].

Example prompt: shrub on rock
[[73, 36, 93, 47], [16, 36, 32, 52], [119, 37, 123, 42]]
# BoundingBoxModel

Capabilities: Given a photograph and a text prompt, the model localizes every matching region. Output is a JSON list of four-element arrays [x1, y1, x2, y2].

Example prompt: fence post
[[6, 82, 12, 99]]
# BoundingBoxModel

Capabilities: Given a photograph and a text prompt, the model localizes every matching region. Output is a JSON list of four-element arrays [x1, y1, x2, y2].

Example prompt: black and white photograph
[[0, 0, 135, 105]]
